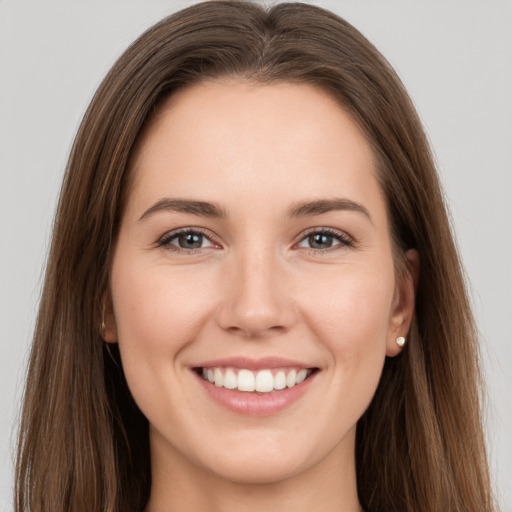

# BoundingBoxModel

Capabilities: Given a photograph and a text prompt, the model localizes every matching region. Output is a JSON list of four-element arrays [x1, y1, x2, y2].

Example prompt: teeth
[[274, 371, 287, 390], [214, 368, 223, 387], [286, 369, 296, 388], [255, 370, 274, 392], [223, 369, 237, 389], [237, 369, 255, 392], [296, 369, 308, 384], [200, 367, 312, 393]]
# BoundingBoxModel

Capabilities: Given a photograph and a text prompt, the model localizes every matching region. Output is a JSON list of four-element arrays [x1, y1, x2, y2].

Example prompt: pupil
[[310, 233, 332, 249], [179, 233, 202, 249]]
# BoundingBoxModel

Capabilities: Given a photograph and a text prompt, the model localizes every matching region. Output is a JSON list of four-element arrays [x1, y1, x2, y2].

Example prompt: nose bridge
[[216, 242, 295, 338]]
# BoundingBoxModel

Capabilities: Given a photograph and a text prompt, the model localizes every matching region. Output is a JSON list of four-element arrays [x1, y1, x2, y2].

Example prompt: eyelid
[[155, 226, 354, 254], [295, 227, 354, 252], [156, 227, 220, 252]]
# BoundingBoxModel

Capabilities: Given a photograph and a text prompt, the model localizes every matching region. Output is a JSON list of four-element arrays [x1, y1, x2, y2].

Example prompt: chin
[[187, 425, 349, 486], [200, 451, 312, 485]]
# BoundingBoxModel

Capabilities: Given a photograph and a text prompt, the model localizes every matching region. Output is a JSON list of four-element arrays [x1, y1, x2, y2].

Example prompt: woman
[[15, 2, 495, 511]]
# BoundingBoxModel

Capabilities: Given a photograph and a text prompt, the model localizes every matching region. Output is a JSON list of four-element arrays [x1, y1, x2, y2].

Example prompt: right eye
[[157, 228, 217, 252]]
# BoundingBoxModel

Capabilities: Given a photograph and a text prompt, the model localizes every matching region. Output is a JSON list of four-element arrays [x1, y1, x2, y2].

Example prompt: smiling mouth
[[194, 367, 319, 393]]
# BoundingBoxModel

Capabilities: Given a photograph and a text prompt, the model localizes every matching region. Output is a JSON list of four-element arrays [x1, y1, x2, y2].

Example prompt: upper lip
[[193, 356, 315, 371]]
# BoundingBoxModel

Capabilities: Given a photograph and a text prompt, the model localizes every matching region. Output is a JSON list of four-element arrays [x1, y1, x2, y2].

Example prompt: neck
[[145, 428, 362, 512]]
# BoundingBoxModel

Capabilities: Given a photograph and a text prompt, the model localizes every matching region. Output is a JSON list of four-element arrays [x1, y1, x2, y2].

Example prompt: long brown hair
[[15, 2, 494, 511]]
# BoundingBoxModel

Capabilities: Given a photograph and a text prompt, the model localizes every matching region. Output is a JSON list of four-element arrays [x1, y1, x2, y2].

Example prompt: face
[[106, 80, 416, 485]]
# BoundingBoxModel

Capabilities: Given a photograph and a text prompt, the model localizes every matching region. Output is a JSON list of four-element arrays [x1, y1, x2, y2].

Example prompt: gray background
[[1, 1, 510, 510]]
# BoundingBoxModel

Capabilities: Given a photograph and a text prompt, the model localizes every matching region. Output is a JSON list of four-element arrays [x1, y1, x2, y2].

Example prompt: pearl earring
[[396, 336, 406, 347]]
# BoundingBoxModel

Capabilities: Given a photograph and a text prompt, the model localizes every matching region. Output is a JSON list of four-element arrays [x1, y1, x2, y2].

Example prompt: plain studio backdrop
[[0, 0, 511, 510]]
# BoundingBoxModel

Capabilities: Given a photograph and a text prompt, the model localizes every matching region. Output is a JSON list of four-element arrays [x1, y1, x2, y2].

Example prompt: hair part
[[16, 2, 494, 511]]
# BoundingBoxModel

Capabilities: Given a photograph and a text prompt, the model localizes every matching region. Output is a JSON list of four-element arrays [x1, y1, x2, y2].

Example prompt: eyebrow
[[139, 198, 227, 221], [287, 198, 372, 223], [138, 197, 371, 223]]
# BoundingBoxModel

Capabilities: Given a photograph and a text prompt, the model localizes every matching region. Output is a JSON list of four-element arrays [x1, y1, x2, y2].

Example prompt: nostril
[[215, 280, 297, 338], [225, 324, 289, 340]]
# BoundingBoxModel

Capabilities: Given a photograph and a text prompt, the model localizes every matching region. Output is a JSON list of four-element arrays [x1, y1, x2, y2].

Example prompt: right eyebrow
[[138, 198, 227, 222]]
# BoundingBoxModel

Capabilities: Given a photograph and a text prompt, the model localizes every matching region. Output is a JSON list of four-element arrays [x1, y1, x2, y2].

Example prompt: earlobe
[[386, 249, 420, 357]]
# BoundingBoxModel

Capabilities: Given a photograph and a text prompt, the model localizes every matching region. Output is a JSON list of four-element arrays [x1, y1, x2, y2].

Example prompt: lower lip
[[195, 371, 317, 416]]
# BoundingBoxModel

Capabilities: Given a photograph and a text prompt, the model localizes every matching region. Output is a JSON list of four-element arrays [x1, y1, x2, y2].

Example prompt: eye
[[157, 228, 216, 252], [297, 228, 353, 251]]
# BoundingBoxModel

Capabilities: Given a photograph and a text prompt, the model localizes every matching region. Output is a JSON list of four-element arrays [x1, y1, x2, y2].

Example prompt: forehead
[[127, 80, 385, 221]]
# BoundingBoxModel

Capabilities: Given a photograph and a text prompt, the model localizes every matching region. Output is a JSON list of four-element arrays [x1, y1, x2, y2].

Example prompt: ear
[[386, 249, 420, 357], [101, 292, 118, 343]]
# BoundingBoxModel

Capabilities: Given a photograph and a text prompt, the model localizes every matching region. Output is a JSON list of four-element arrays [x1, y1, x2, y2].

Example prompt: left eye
[[297, 230, 351, 250], [159, 230, 215, 250]]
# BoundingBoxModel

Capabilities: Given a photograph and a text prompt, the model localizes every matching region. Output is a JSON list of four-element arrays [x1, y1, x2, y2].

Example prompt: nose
[[216, 247, 297, 339]]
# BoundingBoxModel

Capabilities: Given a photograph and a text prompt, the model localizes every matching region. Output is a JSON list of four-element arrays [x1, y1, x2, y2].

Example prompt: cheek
[[301, 264, 395, 432], [109, 255, 217, 411], [297, 259, 395, 412], [300, 262, 395, 347], [111, 258, 214, 352]]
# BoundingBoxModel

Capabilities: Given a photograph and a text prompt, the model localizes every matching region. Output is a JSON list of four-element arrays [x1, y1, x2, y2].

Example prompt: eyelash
[[157, 228, 218, 254], [298, 227, 354, 253], [156, 227, 354, 254]]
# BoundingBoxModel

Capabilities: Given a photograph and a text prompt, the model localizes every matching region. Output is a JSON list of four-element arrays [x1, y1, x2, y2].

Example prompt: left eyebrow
[[287, 198, 372, 223]]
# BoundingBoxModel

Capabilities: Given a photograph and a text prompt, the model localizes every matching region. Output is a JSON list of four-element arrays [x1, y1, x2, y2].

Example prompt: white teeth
[[214, 368, 223, 387], [255, 370, 274, 392], [274, 371, 287, 390], [286, 369, 297, 388], [223, 369, 237, 389], [237, 369, 255, 392], [296, 369, 308, 384], [200, 367, 313, 393]]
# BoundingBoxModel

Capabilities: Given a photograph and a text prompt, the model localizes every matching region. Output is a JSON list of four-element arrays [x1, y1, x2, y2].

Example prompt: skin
[[105, 80, 418, 512]]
